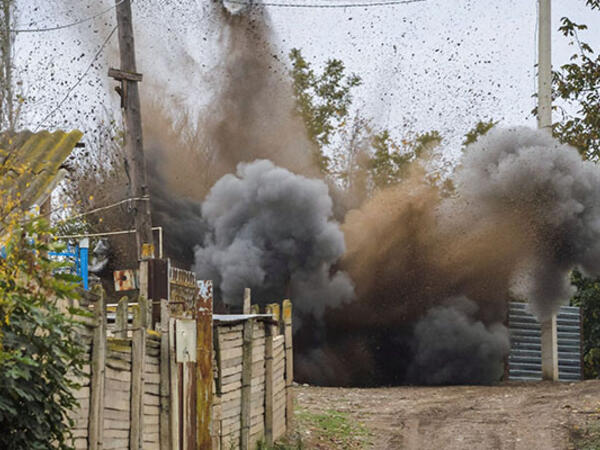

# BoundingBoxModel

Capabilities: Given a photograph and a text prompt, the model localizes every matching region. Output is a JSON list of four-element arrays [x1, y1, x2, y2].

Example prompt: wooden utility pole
[[112, 0, 154, 260], [538, 0, 558, 381]]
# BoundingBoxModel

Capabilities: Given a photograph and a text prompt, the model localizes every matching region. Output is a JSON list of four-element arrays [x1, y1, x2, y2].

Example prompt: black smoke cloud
[[408, 297, 509, 385], [454, 127, 600, 320], [192, 159, 355, 316]]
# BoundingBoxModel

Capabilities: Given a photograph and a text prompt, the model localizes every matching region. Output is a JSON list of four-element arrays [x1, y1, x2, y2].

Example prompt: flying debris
[[221, 0, 253, 15]]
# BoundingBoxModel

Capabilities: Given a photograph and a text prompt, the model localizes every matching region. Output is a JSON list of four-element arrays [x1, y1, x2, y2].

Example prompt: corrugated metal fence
[[508, 302, 582, 382]]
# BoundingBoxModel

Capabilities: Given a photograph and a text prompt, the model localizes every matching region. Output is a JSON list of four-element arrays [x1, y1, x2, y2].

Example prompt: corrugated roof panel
[[0, 129, 83, 211]]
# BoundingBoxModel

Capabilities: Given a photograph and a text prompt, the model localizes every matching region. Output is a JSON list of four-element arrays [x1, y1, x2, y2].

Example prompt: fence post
[[243, 288, 251, 315], [160, 299, 171, 449], [115, 296, 129, 339], [264, 305, 278, 446], [271, 304, 281, 334], [197, 281, 213, 449], [139, 260, 152, 326], [168, 317, 180, 450], [88, 285, 106, 450], [240, 318, 255, 449], [282, 299, 294, 429], [130, 295, 148, 450]]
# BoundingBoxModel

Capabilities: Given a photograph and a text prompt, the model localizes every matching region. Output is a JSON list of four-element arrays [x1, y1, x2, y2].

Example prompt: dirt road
[[293, 381, 600, 450]]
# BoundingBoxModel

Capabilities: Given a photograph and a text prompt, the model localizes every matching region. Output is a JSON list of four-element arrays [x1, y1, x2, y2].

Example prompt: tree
[[368, 130, 441, 190], [0, 158, 86, 449], [0, 0, 21, 132], [570, 270, 600, 378], [551, 2, 600, 160], [289, 48, 362, 173], [368, 129, 411, 189], [463, 119, 497, 147], [551, 0, 600, 379], [288, 49, 443, 194], [331, 112, 372, 203]]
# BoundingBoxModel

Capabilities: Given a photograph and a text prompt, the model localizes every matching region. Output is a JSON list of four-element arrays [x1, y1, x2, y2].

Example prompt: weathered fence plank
[[197, 280, 213, 449], [264, 304, 278, 446], [168, 318, 180, 450], [130, 296, 148, 450], [240, 318, 255, 449], [159, 299, 171, 450], [283, 299, 294, 428], [115, 296, 128, 339], [89, 286, 106, 450], [243, 288, 251, 315]]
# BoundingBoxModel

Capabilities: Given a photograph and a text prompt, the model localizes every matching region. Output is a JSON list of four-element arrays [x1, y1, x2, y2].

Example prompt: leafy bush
[[0, 216, 87, 450], [571, 270, 600, 379]]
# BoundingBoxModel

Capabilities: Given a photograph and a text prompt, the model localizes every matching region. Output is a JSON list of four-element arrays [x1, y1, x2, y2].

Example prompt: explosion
[[145, 3, 600, 386]]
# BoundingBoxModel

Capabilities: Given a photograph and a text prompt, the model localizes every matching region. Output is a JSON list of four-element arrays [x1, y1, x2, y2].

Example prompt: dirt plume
[[295, 127, 600, 386], [143, 2, 318, 265]]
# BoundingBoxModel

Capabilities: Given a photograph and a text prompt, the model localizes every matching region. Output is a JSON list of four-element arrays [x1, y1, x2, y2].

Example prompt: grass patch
[[570, 420, 600, 450], [256, 439, 304, 450], [294, 407, 372, 449], [256, 405, 372, 449]]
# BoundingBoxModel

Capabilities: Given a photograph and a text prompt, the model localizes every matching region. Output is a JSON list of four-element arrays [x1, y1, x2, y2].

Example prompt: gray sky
[[15, 0, 600, 164]]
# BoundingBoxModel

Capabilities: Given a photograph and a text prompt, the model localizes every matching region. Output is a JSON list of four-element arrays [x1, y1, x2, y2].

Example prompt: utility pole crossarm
[[113, 0, 154, 260]]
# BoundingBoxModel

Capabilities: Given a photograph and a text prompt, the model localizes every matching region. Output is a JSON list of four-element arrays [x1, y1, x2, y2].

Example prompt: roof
[[213, 314, 276, 325], [0, 129, 83, 211]]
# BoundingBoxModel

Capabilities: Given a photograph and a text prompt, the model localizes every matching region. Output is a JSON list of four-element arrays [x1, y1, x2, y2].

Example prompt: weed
[[570, 420, 600, 450]]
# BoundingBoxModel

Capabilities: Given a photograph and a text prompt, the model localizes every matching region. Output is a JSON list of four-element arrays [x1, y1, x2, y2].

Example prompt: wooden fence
[[68, 281, 293, 450], [212, 300, 293, 449]]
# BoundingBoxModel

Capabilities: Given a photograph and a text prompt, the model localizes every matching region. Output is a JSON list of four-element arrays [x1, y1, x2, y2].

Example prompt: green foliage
[[368, 130, 441, 190], [556, 2, 600, 381], [571, 270, 600, 379], [289, 48, 362, 173], [0, 217, 86, 450], [569, 421, 600, 450], [463, 120, 497, 147], [551, 16, 600, 160], [368, 130, 411, 189]]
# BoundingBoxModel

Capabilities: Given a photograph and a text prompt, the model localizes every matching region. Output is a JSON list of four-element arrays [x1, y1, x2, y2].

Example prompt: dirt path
[[293, 381, 600, 450]]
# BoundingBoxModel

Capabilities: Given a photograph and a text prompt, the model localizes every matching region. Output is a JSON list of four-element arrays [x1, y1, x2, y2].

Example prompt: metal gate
[[508, 302, 583, 381]]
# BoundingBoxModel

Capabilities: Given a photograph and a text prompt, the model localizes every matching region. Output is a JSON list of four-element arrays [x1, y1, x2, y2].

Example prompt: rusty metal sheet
[[169, 267, 198, 313], [113, 269, 138, 292]]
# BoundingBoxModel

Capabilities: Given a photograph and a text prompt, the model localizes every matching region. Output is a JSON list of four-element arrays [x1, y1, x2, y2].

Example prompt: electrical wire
[[10, 0, 125, 33], [225, 0, 426, 8], [35, 24, 118, 131], [57, 196, 150, 224]]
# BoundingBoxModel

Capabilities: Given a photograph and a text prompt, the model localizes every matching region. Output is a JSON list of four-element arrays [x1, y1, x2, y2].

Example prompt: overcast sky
[[15, 0, 600, 163]]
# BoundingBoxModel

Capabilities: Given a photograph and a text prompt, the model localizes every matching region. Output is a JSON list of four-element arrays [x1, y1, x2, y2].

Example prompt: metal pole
[[538, 0, 552, 131]]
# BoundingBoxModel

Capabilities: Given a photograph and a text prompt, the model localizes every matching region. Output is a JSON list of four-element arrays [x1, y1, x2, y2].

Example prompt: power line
[[57, 196, 150, 224], [225, 0, 426, 8], [10, 0, 125, 33], [35, 25, 118, 131]]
